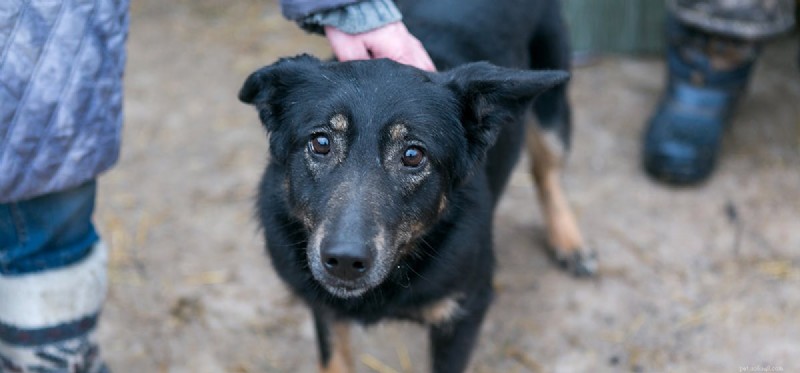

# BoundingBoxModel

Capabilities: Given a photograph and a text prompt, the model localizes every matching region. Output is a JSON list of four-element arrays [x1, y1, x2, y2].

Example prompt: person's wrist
[[299, 0, 402, 35]]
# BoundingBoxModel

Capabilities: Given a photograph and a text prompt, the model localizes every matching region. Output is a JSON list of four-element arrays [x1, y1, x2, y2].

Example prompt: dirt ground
[[94, 1, 800, 372]]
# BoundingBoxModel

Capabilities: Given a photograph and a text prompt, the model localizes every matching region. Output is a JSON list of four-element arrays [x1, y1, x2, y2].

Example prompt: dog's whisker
[[270, 240, 308, 248], [418, 238, 441, 260], [404, 262, 429, 284]]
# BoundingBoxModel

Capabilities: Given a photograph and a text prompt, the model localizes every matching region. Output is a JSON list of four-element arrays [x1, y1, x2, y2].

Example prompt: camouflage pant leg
[[668, 0, 796, 39]]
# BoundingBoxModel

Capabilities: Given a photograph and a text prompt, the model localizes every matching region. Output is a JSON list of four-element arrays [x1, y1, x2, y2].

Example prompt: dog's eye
[[401, 146, 425, 168], [309, 134, 331, 155]]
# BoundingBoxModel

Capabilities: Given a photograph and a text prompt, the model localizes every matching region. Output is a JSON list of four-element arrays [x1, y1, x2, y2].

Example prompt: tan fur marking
[[411, 222, 425, 235], [395, 219, 426, 250], [525, 124, 585, 255], [301, 213, 314, 231], [420, 297, 463, 325], [389, 123, 408, 141], [320, 322, 354, 373], [330, 114, 348, 132], [438, 195, 448, 215], [373, 226, 387, 253]]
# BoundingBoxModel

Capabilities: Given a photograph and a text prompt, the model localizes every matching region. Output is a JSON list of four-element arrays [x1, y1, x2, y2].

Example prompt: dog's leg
[[428, 291, 490, 373], [525, 0, 596, 276], [313, 309, 354, 373], [526, 124, 596, 276]]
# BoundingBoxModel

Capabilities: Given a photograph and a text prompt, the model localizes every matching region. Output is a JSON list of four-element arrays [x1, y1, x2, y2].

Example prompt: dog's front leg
[[428, 294, 490, 373], [312, 308, 353, 373]]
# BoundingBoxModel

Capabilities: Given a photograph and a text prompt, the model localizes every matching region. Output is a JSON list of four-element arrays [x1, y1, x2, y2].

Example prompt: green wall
[[561, 0, 666, 57]]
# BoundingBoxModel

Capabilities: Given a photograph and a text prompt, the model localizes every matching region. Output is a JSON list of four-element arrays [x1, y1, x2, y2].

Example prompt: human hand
[[324, 22, 436, 72]]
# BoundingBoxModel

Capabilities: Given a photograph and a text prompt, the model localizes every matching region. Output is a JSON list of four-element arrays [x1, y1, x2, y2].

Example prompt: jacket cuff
[[299, 0, 402, 35]]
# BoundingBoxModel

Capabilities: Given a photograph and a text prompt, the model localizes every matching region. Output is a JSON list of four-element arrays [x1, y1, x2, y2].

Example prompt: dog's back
[[400, 0, 573, 207], [398, 0, 564, 69]]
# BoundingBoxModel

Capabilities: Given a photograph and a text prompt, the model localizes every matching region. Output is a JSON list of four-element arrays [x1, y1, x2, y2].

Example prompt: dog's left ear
[[442, 62, 569, 177]]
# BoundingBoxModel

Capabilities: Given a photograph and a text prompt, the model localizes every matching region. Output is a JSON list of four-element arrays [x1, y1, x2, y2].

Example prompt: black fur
[[239, 0, 572, 371]]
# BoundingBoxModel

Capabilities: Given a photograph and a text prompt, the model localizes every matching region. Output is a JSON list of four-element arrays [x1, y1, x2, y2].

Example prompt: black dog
[[239, 0, 595, 371]]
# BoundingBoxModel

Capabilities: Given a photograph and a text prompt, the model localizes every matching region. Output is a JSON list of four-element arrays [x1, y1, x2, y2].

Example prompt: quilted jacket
[[0, 0, 129, 203]]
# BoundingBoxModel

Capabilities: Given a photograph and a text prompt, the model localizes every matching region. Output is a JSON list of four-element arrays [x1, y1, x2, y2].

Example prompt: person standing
[[0, 1, 129, 372]]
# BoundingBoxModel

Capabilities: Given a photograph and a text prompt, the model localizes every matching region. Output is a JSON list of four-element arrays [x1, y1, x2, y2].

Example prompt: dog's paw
[[553, 248, 598, 277]]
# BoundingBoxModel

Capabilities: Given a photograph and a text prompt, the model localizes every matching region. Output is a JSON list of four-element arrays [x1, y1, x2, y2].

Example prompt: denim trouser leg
[[0, 181, 109, 373], [0, 181, 99, 275]]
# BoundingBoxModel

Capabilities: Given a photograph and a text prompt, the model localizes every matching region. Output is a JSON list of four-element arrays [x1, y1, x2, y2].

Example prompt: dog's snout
[[321, 243, 373, 281]]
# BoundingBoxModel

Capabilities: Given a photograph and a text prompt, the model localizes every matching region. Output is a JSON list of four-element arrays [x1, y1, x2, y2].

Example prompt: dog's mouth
[[318, 278, 372, 299], [305, 219, 401, 299], [307, 248, 395, 299]]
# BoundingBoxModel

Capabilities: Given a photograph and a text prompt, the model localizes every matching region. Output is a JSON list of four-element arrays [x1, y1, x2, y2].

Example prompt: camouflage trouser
[[669, 0, 796, 39]]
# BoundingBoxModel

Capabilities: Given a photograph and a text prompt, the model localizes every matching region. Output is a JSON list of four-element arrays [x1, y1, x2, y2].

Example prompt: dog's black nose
[[320, 243, 373, 281]]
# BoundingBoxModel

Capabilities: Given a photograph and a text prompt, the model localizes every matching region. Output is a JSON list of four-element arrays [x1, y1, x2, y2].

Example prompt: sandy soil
[[95, 1, 800, 372]]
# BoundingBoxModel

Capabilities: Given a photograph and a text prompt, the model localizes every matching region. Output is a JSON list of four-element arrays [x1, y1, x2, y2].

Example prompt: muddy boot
[[644, 0, 796, 184], [642, 19, 759, 184]]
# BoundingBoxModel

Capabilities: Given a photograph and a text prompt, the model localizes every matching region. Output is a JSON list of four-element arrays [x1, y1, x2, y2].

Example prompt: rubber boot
[[643, 19, 759, 184], [0, 243, 109, 373]]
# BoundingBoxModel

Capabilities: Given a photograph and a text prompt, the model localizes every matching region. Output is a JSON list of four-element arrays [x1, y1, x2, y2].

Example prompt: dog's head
[[240, 55, 567, 298]]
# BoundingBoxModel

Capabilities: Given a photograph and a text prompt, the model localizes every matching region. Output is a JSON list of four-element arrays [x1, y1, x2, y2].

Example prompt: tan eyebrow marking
[[330, 114, 348, 132], [389, 123, 408, 141]]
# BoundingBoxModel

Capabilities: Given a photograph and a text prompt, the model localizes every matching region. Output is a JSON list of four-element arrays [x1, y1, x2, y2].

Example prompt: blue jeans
[[0, 181, 99, 275]]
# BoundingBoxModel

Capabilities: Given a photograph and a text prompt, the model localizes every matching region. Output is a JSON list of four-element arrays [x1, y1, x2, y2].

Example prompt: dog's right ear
[[239, 54, 322, 164], [238, 54, 322, 132]]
